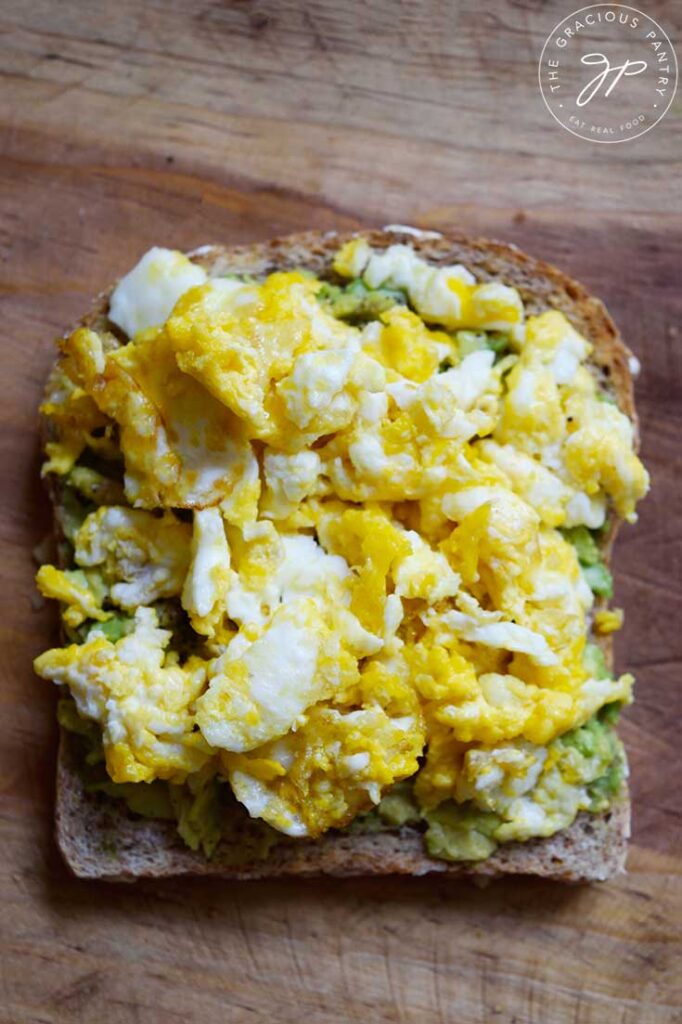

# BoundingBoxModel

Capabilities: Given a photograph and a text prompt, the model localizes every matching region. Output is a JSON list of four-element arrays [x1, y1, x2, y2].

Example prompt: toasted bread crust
[[46, 227, 637, 881]]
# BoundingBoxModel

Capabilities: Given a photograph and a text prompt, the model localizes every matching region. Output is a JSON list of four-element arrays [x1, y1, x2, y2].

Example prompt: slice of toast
[[48, 227, 638, 881]]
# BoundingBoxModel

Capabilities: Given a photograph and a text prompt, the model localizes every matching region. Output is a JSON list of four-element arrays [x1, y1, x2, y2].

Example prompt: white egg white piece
[[109, 247, 208, 338]]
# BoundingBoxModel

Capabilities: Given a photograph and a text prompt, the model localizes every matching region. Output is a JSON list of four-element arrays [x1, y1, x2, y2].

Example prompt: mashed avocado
[[53, 485, 93, 547], [583, 641, 611, 680], [562, 525, 614, 598], [375, 780, 423, 827], [454, 329, 510, 360], [85, 612, 133, 643], [59, 697, 278, 862], [317, 279, 406, 323], [562, 705, 625, 813], [423, 803, 500, 862]]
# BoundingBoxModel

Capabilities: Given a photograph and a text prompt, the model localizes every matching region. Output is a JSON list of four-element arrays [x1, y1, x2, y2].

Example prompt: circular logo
[[539, 4, 678, 143]]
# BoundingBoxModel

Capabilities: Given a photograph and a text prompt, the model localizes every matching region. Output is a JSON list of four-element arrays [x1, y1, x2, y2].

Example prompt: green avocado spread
[[61, 697, 624, 863], [59, 698, 278, 863]]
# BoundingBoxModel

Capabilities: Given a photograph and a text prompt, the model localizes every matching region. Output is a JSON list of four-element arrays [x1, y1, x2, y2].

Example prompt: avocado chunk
[[561, 525, 614, 597], [169, 774, 279, 863], [561, 525, 600, 566], [424, 802, 501, 862], [455, 330, 510, 360], [377, 780, 422, 827], [587, 755, 625, 810], [169, 772, 226, 857], [583, 563, 614, 598], [318, 279, 406, 323], [93, 779, 176, 820], [55, 485, 93, 545], [559, 714, 626, 812], [86, 612, 133, 643], [583, 641, 611, 680]]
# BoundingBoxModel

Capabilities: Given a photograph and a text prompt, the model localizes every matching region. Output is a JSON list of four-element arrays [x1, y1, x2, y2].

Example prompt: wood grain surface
[[1, 1, 681, 1021]]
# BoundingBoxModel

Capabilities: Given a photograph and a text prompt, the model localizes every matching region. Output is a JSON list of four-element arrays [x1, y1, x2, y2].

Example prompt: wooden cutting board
[[1, 2, 680, 1021]]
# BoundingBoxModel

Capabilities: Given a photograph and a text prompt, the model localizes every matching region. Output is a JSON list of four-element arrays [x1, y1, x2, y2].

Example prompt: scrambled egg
[[35, 607, 212, 783], [34, 240, 649, 848]]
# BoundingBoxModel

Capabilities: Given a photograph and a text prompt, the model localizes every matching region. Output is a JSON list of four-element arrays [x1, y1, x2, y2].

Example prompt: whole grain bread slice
[[48, 227, 637, 881]]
